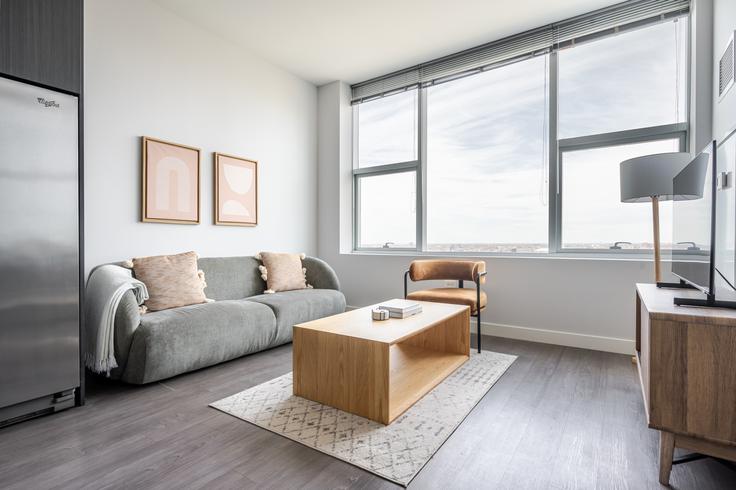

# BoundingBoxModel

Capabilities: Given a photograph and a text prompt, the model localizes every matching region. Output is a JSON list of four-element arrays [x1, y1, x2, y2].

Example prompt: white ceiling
[[155, 0, 623, 86]]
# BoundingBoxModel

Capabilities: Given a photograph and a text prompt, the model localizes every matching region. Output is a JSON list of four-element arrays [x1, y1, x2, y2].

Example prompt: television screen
[[672, 142, 715, 293]]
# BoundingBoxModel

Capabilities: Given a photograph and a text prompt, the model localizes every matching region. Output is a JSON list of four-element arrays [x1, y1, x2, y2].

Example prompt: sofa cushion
[[197, 256, 265, 300], [246, 289, 346, 345], [256, 252, 310, 294], [407, 288, 487, 314], [122, 300, 276, 384], [132, 251, 207, 311]]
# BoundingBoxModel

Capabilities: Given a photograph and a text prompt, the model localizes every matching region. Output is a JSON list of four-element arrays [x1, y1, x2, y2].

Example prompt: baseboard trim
[[345, 305, 634, 355], [477, 322, 634, 355]]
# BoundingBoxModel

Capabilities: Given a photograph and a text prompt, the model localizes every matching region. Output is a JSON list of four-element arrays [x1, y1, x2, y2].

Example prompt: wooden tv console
[[635, 283, 736, 485]]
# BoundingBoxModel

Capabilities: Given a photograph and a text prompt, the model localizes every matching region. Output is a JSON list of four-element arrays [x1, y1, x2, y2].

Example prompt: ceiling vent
[[719, 31, 735, 100]]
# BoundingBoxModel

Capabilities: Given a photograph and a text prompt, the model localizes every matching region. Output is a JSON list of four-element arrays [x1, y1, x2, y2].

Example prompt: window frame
[[352, 90, 424, 252], [351, 16, 690, 256], [554, 122, 689, 254]]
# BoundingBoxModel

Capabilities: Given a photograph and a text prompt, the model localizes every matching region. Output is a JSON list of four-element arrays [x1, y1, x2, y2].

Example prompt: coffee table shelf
[[389, 344, 468, 421]]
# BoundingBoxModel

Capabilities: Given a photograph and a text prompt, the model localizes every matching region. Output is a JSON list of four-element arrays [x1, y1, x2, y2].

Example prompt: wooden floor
[[1, 335, 735, 489]]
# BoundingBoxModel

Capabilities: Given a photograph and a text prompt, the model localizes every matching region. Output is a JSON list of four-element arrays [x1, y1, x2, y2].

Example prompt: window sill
[[347, 249, 660, 262]]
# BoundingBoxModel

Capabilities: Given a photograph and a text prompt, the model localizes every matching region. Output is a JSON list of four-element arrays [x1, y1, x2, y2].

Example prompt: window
[[558, 18, 688, 139], [356, 171, 416, 249], [556, 17, 689, 251], [356, 90, 418, 168], [353, 90, 419, 249], [561, 139, 681, 250], [352, 14, 689, 255], [426, 56, 548, 253]]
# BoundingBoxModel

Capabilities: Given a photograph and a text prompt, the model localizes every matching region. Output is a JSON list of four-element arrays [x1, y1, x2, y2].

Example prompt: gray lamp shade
[[620, 152, 692, 203], [673, 152, 709, 201]]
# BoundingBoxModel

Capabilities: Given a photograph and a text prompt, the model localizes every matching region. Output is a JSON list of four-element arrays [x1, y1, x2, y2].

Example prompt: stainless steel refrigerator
[[0, 75, 81, 425]]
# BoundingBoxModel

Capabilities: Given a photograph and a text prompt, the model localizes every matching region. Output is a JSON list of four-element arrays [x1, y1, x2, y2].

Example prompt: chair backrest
[[409, 260, 486, 284]]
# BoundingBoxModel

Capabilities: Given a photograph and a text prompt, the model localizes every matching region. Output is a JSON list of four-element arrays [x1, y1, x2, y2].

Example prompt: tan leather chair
[[404, 260, 487, 353]]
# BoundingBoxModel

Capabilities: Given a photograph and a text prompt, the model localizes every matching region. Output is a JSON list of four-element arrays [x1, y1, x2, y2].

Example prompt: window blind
[[351, 0, 689, 104]]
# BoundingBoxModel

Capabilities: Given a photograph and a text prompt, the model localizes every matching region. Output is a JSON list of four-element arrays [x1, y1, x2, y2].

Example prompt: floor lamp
[[620, 152, 692, 284]]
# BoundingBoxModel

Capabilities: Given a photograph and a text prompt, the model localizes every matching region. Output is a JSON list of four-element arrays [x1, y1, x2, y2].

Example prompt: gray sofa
[[110, 256, 345, 384]]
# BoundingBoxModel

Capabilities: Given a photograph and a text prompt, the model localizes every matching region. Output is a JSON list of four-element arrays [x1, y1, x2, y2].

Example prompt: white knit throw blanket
[[85, 264, 148, 376]]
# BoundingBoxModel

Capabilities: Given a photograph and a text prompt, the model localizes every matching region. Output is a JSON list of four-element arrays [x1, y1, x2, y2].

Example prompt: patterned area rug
[[210, 351, 516, 487]]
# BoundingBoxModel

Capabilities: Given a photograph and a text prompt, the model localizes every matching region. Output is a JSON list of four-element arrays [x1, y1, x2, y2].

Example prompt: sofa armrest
[[304, 256, 341, 291], [112, 289, 142, 376]]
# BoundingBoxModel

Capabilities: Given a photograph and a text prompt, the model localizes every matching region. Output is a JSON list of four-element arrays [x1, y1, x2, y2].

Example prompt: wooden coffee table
[[293, 301, 470, 425]]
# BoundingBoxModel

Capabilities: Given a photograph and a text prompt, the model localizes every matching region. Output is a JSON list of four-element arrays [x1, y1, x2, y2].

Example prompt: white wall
[[712, 0, 736, 141], [326, 252, 657, 354], [317, 82, 353, 259], [316, 81, 673, 355], [710, 0, 736, 288], [84, 0, 317, 274], [690, 0, 713, 151]]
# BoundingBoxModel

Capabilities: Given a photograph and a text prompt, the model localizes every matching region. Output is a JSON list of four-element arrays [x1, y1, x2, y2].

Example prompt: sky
[[356, 17, 689, 250]]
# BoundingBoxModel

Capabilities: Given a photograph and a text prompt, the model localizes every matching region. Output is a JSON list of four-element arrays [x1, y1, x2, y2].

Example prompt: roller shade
[[351, 0, 689, 104]]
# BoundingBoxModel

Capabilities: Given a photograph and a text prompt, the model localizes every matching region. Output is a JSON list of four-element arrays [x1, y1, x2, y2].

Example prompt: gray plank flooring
[[1, 335, 735, 489]]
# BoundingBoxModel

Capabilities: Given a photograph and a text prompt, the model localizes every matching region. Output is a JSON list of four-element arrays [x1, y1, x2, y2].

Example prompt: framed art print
[[214, 152, 258, 226], [141, 137, 200, 224]]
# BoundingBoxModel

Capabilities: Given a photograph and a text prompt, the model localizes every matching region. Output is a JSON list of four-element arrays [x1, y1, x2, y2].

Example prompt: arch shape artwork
[[155, 156, 192, 213], [142, 137, 200, 224]]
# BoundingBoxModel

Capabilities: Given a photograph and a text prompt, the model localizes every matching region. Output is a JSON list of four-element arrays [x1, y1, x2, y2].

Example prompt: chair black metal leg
[[475, 277, 483, 353], [477, 312, 481, 353]]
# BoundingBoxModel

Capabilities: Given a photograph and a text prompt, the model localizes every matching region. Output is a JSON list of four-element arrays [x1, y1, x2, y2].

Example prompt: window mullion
[[557, 123, 689, 150], [353, 160, 419, 176], [352, 107, 359, 250], [548, 51, 560, 254], [353, 174, 361, 250], [418, 88, 427, 252]]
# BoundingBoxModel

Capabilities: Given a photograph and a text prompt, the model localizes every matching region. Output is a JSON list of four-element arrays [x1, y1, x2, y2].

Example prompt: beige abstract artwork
[[142, 137, 200, 224], [215, 153, 258, 226]]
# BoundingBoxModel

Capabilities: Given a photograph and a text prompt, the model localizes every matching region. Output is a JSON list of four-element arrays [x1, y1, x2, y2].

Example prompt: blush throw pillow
[[132, 251, 207, 311], [256, 252, 312, 294]]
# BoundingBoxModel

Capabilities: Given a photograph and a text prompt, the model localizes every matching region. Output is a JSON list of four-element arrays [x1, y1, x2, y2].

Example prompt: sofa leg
[[477, 313, 481, 353]]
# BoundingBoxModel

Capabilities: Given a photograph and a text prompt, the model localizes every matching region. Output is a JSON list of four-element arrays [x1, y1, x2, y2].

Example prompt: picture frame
[[214, 152, 258, 226], [141, 136, 200, 224]]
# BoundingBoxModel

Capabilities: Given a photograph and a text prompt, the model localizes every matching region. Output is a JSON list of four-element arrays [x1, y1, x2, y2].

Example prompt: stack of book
[[378, 299, 422, 319]]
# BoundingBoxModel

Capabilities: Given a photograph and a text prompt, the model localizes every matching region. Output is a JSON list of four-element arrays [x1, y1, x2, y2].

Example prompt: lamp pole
[[651, 195, 661, 283]]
